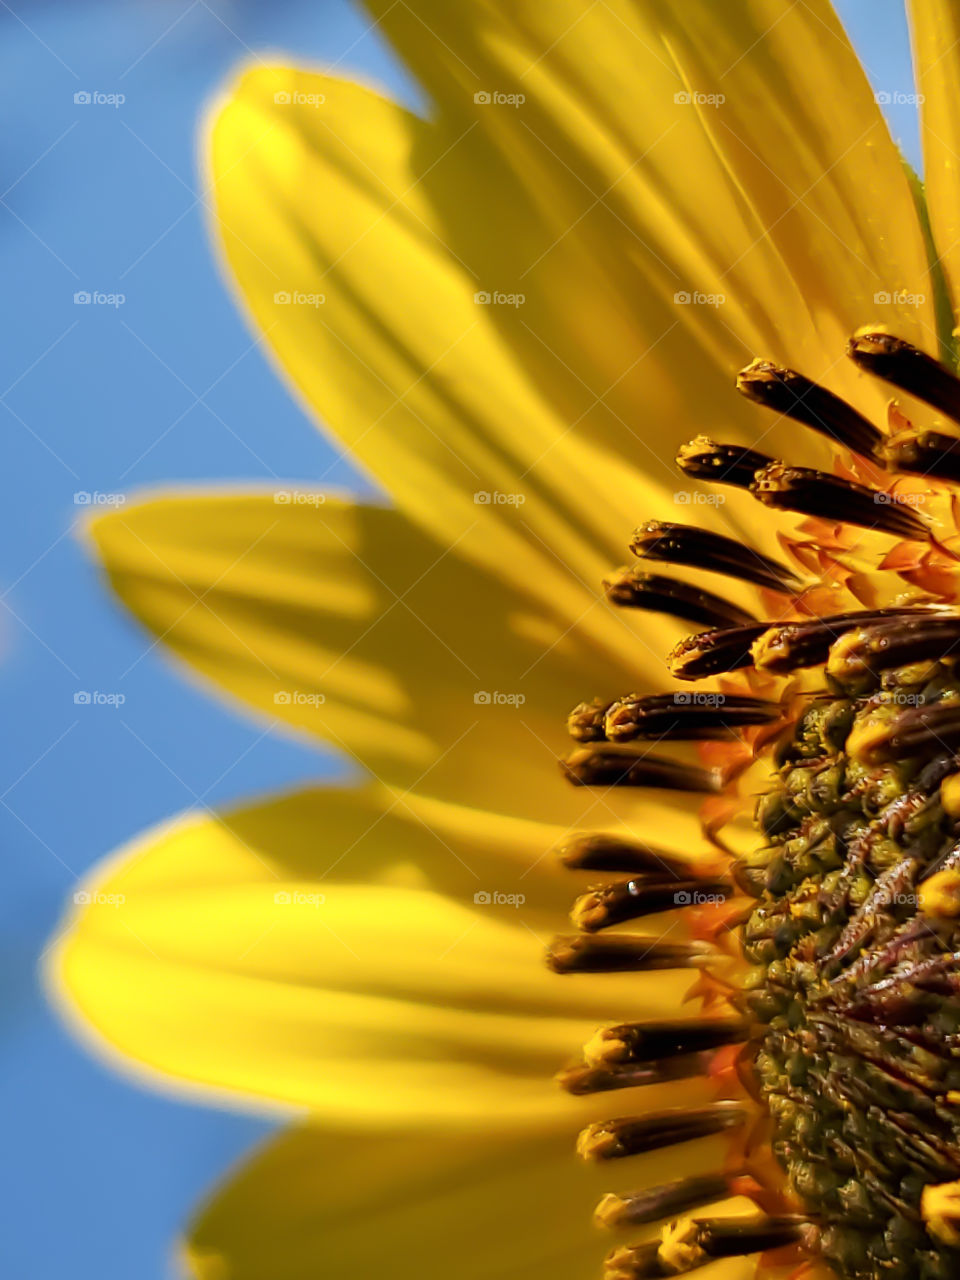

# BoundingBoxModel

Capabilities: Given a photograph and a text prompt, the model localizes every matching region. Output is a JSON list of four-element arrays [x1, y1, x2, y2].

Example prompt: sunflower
[[46, 1, 960, 1277]]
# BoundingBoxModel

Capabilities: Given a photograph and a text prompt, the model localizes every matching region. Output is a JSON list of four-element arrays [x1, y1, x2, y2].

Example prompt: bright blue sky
[[0, 3, 922, 1277]]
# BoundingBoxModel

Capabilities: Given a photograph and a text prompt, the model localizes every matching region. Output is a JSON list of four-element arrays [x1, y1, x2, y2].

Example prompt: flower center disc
[[746, 641, 960, 1280], [554, 336, 960, 1280]]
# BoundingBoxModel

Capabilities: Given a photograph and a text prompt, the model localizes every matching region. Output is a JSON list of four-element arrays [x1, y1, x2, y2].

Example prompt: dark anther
[[826, 614, 960, 687], [676, 436, 775, 489], [557, 1054, 712, 1096], [752, 607, 943, 674], [668, 624, 769, 680], [848, 702, 960, 765], [553, 833, 692, 876], [603, 1216, 807, 1278], [546, 934, 715, 974], [602, 568, 757, 627], [737, 358, 883, 458], [561, 746, 724, 791], [577, 1103, 746, 1161], [630, 520, 802, 594], [751, 462, 930, 540], [881, 430, 960, 484], [602, 691, 781, 743], [582, 1019, 748, 1067], [683, 1215, 809, 1259], [570, 877, 731, 930], [594, 1173, 734, 1228], [848, 330, 960, 423]]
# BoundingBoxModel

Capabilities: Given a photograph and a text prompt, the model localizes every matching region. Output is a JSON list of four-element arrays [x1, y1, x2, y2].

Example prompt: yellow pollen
[[922, 1181, 960, 1246], [750, 625, 791, 672], [844, 710, 891, 763], [658, 1216, 701, 1271], [583, 1026, 626, 1067], [592, 1194, 623, 1229], [941, 773, 960, 818], [825, 628, 871, 686], [919, 869, 960, 919]]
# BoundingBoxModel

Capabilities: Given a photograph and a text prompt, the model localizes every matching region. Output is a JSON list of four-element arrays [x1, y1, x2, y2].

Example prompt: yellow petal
[[185, 1124, 756, 1280], [207, 39, 934, 589], [208, 68, 655, 605], [909, 0, 960, 347], [48, 785, 695, 1128], [363, 0, 934, 364], [87, 489, 718, 826]]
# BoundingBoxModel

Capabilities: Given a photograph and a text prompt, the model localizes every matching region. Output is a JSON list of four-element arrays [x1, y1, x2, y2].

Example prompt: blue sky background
[[0, 2, 924, 1277]]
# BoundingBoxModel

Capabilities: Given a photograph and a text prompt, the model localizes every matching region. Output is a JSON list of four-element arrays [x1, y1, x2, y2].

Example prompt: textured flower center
[[552, 333, 960, 1279], [747, 636, 960, 1280]]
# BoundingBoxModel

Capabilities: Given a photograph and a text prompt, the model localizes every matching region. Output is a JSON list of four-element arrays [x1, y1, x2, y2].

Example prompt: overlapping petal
[[208, 5, 937, 585], [88, 490, 724, 825], [49, 783, 700, 1128], [362, 0, 936, 373], [185, 1124, 754, 1280], [208, 69, 663, 604], [55, 4, 960, 1275]]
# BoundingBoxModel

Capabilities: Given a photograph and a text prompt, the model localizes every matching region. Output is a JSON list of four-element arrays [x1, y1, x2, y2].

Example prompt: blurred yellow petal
[[185, 1125, 756, 1280], [88, 490, 724, 824], [910, 0, 960, 338], [49, 785, 695, 1128]]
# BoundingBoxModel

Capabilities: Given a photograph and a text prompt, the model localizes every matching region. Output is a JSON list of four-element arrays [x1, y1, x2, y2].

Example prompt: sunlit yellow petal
[[207, 40, 934, 588], [364, 0, 935, 365], [88, 490, 726, 825], [909, 0, 960, 339], [185, 1124, 756, 1280], [208, 68, 656, 604], [49, 786, 697, 1128]]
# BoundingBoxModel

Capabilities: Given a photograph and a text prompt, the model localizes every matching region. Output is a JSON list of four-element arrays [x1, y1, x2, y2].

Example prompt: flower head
[[45, 1, 960, 1278]]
